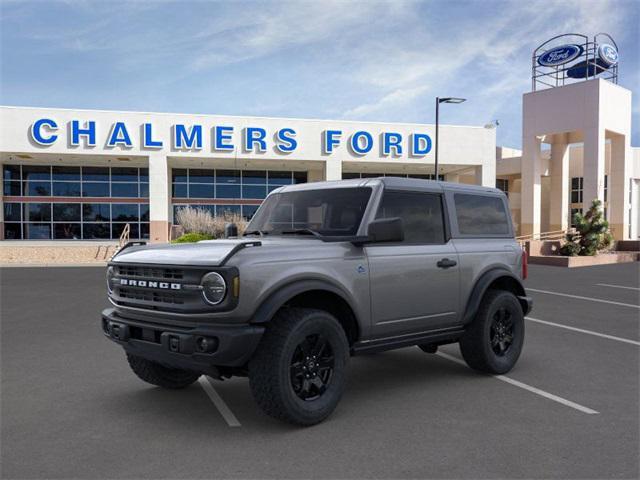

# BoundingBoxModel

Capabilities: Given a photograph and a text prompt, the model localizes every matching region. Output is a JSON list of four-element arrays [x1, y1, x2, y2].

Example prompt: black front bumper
[[101, 308, 264, 373]]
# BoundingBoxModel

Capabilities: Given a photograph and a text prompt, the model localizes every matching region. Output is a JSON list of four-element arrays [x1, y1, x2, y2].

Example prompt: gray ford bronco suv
[[102, 177, 532, 425]]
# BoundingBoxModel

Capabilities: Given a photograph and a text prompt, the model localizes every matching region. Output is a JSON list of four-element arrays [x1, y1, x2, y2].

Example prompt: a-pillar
[[549, 134, 570, 232], [582, 126, 605, 212], [520, 135, 543, 237], [609, 133, 631, 240], [324, 159, 342, 181], [148, 153, 171, 243]]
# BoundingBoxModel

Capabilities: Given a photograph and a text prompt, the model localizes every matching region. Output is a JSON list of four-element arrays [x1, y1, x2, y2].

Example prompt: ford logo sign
[[598, 44, 618, 66], [538, 44, 583, 67]]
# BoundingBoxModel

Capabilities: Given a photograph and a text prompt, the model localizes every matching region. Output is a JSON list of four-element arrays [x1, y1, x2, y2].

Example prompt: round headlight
[[106, 266, 115, 294], [201, 272, 227, 305]]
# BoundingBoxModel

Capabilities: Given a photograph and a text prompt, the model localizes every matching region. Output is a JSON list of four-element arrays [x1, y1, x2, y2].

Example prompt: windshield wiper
[[243, 229, 269, 237], [280, 228, 323, 239]]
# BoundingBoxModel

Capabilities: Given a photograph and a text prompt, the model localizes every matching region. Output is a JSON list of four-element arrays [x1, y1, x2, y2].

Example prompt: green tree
[[560, 199, 613, 256]]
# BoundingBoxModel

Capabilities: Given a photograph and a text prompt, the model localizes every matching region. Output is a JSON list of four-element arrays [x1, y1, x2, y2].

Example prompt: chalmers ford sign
[[29, 118, 434, 157]]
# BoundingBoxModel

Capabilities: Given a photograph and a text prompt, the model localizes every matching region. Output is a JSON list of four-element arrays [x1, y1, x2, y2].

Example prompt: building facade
[[0, 106, 496, 242], [496, 79, 639, 240]]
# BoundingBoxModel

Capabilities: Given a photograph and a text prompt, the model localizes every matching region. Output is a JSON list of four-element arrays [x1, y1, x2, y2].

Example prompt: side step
[[351, 326, 465, 355]]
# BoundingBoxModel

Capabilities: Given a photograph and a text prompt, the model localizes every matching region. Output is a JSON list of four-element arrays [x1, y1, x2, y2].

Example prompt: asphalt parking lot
[[1, 263, 639, 479]]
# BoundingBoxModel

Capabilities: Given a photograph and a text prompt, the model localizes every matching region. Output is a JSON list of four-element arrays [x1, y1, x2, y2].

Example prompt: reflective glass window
[[52, 182, 81, 197], [53, 203, 81, 221], [83, 203, 110, 221]]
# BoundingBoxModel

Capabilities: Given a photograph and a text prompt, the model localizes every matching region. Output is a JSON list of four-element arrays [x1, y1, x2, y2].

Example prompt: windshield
[[245, 187, 372, 237]]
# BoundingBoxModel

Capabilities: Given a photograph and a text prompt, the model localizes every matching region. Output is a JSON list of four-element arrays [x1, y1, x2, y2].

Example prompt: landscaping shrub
[[560, 199, 613, 256], [172, 232, 214, 243], [174, 206, 248, 238]]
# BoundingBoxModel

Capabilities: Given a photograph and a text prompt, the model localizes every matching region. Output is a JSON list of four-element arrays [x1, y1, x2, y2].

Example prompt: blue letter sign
[[70, 120, 96, 147], [411, 133, 432, 156], [350, 131, 373, 155], [214, 126, 234, 151], [275, 128, 297, 153], [383, 132, 403, 156], [143, 123, 163, 148], [244, 127, 267, 152], [107, 122, 132, 148], [323, 130, 342, 154], [30, 118, 58, 145], [173, 124, 203, 150]]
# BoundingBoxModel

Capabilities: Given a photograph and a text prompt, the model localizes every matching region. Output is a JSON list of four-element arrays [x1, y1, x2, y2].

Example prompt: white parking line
[[596, 283, 640, 292], [527, 317, 640, 346], [528, 288, 640, 309], [436, 352, 599, 415], [198, 376, 241, 427]]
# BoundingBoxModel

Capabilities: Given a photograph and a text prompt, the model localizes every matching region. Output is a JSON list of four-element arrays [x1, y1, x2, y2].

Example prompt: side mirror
[[366, 217, 404, 243]]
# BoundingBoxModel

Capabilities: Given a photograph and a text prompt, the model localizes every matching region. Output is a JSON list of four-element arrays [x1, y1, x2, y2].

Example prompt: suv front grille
[[109, 263, 238, 314], [118, 287, 185, 305], [115, 265, 184, 280]]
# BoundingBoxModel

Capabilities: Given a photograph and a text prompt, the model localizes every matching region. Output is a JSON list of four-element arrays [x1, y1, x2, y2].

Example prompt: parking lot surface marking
[[528, 288, 640, 309], [436, 352, 600, 415], [527, 317, 640, 346], [198, 376, 241, 427], [596, 283, 640, 291]]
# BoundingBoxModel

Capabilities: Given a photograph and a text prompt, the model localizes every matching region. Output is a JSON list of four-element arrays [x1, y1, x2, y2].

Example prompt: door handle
[[437, 258, 457, 269]]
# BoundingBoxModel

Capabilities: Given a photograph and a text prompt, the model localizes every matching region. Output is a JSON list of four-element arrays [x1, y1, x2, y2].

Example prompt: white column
[[549, 135, 570, 232], [148, 153, 170, 243], [474, 162, 495, 188], [609, 134, 631, 240], [324, 159, 342, 181], [445, 172, 460, 183], [521, 135, 543, 237], [582, 126, 605, 211]]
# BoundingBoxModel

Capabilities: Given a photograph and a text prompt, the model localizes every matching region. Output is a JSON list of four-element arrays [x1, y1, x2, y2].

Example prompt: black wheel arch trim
[[250, 279, 360, 329], [463, 268, 531, 324]]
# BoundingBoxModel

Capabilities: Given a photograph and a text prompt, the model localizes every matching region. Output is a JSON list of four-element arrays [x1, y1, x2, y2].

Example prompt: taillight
[[521, 248, 528, 280]]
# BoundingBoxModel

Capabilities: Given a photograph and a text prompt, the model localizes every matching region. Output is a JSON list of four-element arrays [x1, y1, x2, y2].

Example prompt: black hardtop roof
[[276, 176, 503, 196]]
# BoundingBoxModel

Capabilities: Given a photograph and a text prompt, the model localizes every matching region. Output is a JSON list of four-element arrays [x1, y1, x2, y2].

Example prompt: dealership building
[[0, 107, 496, 243], [0, 34, 638, 244]]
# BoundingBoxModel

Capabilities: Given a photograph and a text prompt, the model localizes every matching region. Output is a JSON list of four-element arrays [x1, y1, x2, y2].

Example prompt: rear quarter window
[[454, 193, 510, 236]]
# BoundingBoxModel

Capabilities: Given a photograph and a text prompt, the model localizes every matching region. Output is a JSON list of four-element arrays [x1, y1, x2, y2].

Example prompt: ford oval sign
[[598, 44, 618, 66], [538, 44, 583, 67]]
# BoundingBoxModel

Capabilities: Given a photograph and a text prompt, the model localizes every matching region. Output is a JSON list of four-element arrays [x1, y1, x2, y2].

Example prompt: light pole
[[435, 97, 466, 180]]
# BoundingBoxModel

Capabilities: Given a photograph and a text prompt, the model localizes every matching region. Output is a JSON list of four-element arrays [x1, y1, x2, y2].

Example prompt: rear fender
[[463, 268, 531, 324]]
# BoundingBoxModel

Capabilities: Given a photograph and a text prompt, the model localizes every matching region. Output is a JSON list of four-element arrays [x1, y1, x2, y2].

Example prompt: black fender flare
[[250, 279, 359, 326], [462, 268, 531, 324]]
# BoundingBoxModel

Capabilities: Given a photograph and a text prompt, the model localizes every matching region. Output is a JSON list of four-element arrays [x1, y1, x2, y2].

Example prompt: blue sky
[[1, 0, 638, 148]]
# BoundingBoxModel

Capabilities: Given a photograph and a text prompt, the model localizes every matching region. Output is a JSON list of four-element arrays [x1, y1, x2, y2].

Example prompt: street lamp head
[[438, 97, 466, 104]]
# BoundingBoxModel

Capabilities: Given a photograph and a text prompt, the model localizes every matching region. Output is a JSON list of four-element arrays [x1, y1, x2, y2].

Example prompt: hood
[[111, 237, 324, 266], [112, 239, 257, 266]]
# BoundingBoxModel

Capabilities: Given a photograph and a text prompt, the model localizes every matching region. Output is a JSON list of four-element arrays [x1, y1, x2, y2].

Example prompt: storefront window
[[170, 168, 307, 222], [3, 163, 149, 240]]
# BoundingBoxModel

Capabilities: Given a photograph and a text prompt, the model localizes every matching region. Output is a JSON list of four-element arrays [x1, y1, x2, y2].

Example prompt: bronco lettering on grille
[[119, 279, 181, 290]]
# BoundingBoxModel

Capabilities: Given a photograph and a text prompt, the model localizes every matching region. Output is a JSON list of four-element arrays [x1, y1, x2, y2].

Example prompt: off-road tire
[[248, 308, 349, 426], [126, 353, 201, 389], [459, 289, 524, 374]]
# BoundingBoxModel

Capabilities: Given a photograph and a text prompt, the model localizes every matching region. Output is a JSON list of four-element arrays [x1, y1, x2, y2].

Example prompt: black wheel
[[248, 308, 349, 426], [459, 289, 524, 374], [126, 353, 201, 389]]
